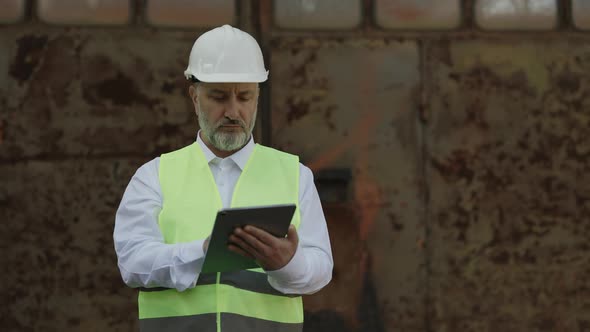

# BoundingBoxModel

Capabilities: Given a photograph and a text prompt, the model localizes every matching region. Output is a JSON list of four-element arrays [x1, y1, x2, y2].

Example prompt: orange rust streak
[[306, 56, 383, 285], [355, 57, 383, 284], [354, 54, 381, 243], [355, 177, 382, 241], [308, 111, 379, 172], [308, 140, 351, 173], [354, 111, 382, 242]]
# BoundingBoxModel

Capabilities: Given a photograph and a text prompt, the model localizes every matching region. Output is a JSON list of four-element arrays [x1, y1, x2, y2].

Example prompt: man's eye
[[239, 96, 252, 102], [211, 95, 226, 101]]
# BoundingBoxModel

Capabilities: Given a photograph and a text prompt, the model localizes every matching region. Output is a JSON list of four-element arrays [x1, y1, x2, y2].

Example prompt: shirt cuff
[[266, 245, 307, 286], [179, 240, 206, 263], [174, 240, 206, 290]]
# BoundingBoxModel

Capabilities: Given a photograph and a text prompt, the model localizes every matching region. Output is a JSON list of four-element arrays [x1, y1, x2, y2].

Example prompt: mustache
[[217, 118, 246, 129]]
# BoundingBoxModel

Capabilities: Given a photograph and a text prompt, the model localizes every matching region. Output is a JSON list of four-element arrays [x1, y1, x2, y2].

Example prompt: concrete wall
[[2, 1, 589, 331]]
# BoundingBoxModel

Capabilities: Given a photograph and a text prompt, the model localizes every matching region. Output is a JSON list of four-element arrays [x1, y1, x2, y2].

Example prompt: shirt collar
[[196, 131, 255, 170]]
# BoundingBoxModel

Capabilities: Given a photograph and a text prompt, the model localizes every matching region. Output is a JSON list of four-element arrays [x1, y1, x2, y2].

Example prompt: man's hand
[[228, 224, 298, 271]]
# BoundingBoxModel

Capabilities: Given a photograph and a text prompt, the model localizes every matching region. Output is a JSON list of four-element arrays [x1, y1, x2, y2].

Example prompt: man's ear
[[188, 84, 199, 113], [189, 85, 198, 106]]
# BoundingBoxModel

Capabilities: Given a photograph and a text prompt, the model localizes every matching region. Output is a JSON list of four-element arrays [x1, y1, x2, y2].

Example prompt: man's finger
[[234, 227, 271, 254], [229, 233, 260, 258], [228, 244, 255, 259], [243, 225, 279, 246]]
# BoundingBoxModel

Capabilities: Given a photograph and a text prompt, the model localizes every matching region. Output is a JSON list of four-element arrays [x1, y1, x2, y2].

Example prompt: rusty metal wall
[[0, 25, 203, 331], [2, 1, 590, 332], [425, 38, 590, 331], [270, 37, 425, 331]]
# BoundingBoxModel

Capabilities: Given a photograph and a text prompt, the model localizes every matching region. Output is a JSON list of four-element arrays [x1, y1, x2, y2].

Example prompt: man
[[113, 25, 333, 332]]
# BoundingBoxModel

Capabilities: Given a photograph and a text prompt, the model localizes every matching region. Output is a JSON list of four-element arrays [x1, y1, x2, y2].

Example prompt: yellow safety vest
[[137, 142, 303, 332]]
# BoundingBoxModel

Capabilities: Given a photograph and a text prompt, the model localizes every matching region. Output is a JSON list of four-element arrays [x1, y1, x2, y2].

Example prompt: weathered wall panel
[[271, 39, 425, 331], [426, 40, 590, 331], [274, 0, 362, 29], [0, 28, 199, 161], [145, 0, 236, 28], [0, 27, 204, 331], [1, 159, 142, 331], [0, 0, 25, 24], [374, 0, 461, 30]]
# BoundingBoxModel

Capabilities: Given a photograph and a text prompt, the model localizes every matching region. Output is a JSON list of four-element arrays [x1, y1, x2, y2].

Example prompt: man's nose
[[224, 96, 240, 119]]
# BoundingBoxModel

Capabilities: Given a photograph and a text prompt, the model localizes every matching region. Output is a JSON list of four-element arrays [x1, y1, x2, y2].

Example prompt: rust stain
[[35, 36, 78, 108], [429, 43, 590, 331], [353, 57, 379, 244], [80, 54, 158, 108], [323, 105, 337, 131], [290, 51, 329, 90], [430, 150, 475, 183], [83, 71, 158, 108], [302, 53, 384, 328], [304, 52, 384, 250], [388, 212, 404, 231], [311, 54, 383, 287], [307, 106, 380, 173], [354, 110, 382, 242], [291, 52, 317, 88], [9, 35, 49, 84], [285, 96, 310, 123], [161, 81, 175, 94], [465, 97, 490, 130]]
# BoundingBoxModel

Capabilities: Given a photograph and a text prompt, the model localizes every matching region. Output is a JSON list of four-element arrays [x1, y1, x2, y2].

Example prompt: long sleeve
[[266, 165, 334, 295], [113, 158, 206, 292]]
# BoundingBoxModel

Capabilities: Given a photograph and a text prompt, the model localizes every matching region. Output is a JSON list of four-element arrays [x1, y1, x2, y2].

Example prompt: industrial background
[[1, 0, 589, 331]]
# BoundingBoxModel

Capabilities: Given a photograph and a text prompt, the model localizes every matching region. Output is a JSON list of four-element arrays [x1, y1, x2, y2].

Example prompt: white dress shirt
[[113, 134, 333, 294]]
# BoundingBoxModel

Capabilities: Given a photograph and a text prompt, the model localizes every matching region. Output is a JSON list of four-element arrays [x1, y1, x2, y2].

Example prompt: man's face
[[189, 82, 259, 152]]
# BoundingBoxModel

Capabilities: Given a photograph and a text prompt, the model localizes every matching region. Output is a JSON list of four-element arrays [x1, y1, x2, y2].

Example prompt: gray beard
[[198, 106, 257, 152]]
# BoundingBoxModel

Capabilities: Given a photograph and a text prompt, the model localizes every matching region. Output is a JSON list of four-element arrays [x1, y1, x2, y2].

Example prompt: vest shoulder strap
[[254, 144, 300, 165], [160, 142, 198, 162]]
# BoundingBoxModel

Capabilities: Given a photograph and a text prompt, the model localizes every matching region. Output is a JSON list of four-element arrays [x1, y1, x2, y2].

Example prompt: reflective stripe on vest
[[138, 142, 303, 332], [139, 313, 303, 332]]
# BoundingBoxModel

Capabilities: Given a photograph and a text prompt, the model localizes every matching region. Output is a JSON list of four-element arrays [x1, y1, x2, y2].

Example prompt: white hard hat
[[184, 25, 268, 83]]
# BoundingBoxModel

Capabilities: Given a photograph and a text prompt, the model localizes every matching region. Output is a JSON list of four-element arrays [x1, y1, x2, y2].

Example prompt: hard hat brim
[[184, 71, 269, 83]]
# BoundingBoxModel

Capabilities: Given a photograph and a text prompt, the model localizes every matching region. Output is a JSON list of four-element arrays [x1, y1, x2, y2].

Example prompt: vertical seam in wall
[[26, 0, 35, 21], [559, 0, 572, 30], [258, 0, 272, 147], [236, 0, 244, 29], [261, 58, 272, 147], [417, 37, 432, 332], [133, 0, 143, 26]]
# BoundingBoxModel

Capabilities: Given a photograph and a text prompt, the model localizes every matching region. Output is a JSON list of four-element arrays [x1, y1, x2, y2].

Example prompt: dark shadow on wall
[[304, 271, 385, 332], [304, 310, 354, 332], [357, 273, 385, 332]]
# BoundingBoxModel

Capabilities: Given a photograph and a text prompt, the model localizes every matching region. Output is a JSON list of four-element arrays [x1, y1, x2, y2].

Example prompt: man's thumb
[[287, 224, 299, 245]]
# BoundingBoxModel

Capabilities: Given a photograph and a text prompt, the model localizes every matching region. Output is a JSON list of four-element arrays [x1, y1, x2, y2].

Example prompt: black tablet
[[201, 204, 296, 273]]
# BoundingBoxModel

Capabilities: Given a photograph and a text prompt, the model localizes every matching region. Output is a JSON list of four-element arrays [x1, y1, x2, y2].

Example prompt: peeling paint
[[83, 71, 158, 107], [9, 34, 48, 84]]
